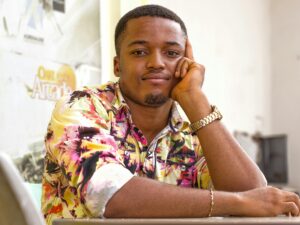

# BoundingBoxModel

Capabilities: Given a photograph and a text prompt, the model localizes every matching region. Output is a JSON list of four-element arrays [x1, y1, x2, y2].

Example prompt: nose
[[146, 50, 165, 70]]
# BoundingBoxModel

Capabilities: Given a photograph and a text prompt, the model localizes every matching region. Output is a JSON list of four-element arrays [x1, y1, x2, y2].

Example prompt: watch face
[[190, 105, 223, 133]]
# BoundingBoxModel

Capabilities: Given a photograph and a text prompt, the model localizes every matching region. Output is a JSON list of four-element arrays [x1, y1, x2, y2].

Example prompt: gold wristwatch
[[189, 105, 223, 133]]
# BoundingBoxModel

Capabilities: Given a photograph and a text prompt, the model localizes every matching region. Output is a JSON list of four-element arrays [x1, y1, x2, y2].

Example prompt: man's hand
[[232, 186, 300, 217], [171, 39, 205, 102]]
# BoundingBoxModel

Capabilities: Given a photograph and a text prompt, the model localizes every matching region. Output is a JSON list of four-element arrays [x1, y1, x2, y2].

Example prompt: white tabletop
[[53, 217, 300, 225]]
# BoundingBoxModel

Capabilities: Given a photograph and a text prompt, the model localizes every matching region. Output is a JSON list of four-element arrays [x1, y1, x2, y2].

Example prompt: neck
[[124, 97, 173, 144]]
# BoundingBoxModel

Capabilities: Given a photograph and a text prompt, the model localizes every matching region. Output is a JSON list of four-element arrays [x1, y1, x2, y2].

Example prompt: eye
[[166, 50, 180, 58], [130, 49, 148, 56]]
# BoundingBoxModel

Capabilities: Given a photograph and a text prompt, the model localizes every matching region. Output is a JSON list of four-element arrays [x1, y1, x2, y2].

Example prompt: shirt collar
[[110, 82, 129, 112], [168, 102, 189, 133]]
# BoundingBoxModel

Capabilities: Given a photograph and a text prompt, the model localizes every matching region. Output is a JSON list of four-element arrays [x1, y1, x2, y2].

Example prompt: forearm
[[177, 90, 267, 191], [104, 177, 300, 218], [104, 176, 234, 218], [197, 121, 266, 190]]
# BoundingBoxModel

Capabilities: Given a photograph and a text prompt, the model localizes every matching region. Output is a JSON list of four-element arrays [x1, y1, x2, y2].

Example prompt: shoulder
[[55, 82, 117, 110]]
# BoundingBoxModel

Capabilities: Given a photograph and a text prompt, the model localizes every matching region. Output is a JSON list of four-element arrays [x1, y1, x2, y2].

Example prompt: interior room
[[0, 0, 299, 224]]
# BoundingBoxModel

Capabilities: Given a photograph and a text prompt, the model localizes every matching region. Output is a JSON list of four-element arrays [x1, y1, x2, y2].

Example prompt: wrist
[[213, 191, 242, 216], [175, 89, 211, 122], [173, 87, 202, 104], [190, 105, 223, 133]]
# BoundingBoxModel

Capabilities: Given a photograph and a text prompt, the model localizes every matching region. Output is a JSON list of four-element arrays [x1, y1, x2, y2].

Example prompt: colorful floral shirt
[[42, 82, 211, 225]]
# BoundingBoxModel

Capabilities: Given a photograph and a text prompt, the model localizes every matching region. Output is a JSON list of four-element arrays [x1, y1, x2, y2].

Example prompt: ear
[[113, 56, 121, 77]]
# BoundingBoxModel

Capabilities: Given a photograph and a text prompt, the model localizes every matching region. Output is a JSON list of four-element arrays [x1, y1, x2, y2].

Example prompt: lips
[[141, 73, 171, 81]]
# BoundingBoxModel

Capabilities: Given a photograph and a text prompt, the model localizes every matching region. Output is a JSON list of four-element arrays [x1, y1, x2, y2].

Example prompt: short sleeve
[[85, 163, 133, 217], [43, 89, 130, 216]]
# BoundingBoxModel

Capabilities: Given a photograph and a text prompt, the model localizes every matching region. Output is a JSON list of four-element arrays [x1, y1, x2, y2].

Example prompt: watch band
[[189, 105, 223, 133]]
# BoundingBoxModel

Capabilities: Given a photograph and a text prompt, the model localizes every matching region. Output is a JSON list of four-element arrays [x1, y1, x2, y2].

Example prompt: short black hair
[[114, 4, 187, 55]]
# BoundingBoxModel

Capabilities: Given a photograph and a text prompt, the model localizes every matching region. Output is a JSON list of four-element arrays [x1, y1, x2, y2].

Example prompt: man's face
[[114, 16, 186, 107]]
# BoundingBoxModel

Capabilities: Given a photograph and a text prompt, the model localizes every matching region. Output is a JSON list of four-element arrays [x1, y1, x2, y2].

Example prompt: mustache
[[141, 69, 172, 80]]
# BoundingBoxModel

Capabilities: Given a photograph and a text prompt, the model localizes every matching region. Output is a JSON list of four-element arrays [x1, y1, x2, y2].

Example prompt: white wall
[[100, 0, 120, 83], [271, 0, 300, 189]]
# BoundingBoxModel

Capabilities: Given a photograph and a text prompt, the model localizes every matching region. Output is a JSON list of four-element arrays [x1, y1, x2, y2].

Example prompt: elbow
[[241, 168, 268, 190], [214, 171, 268, 192], [255, 171, 268, 188], [242, 171, 268, 191]]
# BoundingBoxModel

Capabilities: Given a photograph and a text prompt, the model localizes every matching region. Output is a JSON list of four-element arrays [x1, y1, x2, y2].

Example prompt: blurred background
[[0, 0, 299, 200]]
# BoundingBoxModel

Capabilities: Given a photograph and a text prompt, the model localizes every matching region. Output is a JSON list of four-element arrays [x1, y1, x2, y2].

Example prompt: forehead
[[121, 16, 186, 47]]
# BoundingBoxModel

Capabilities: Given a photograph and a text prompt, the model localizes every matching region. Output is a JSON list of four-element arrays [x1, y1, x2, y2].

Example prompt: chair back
[[0, 153, 45, 225]]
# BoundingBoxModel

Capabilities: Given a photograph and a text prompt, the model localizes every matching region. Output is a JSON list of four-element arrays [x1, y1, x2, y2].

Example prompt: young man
[[42, 4, 300, 225]]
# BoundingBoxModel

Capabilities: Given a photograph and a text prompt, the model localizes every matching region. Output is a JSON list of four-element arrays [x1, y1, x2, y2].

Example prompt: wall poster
[[0, 0, 102, 182]]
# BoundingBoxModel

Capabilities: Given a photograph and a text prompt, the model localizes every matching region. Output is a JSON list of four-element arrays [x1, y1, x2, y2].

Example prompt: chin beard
[[144, 94, 169, 106]]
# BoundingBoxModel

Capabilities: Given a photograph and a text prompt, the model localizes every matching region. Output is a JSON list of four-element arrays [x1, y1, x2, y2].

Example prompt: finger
[[283, 202, 300, 217], [180, 60, 189, 78], [284, 192, 300, 203], [297, 196, 300, 215], [175, 57, 186, 78], [185, 38, 194, 60], [283, 192, 300, 212]]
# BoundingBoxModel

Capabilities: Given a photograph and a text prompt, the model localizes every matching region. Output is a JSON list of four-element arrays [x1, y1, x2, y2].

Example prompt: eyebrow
[[127, 40, 147, 47], [165, 41, 183, 48], [127, 40, 183, 48]]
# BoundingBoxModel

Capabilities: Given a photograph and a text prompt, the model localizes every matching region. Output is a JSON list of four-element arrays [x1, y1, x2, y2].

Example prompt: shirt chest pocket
[[164, 152, 197, 187], [116, 140, 141, 174]]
